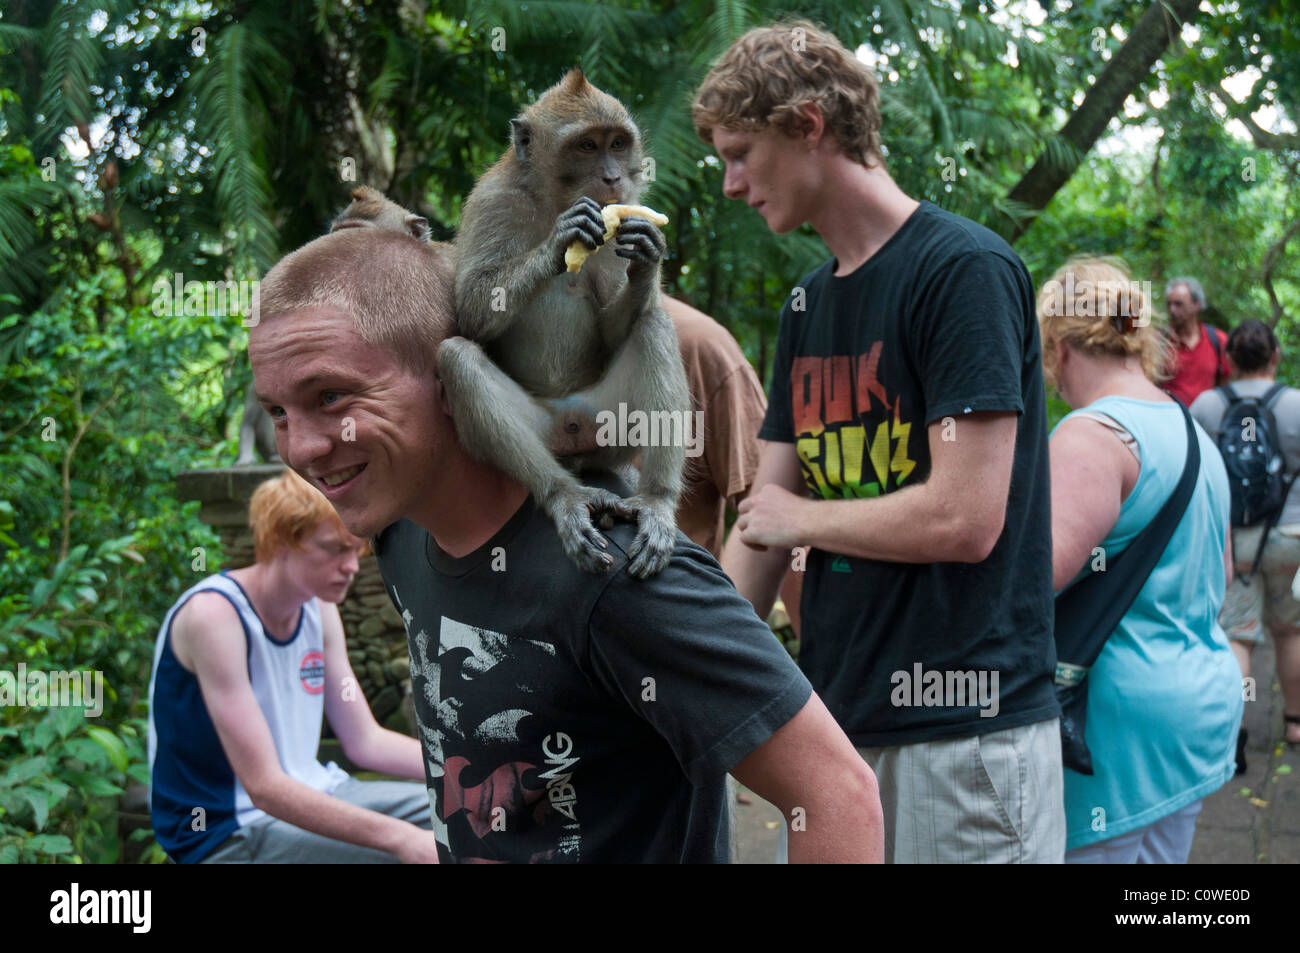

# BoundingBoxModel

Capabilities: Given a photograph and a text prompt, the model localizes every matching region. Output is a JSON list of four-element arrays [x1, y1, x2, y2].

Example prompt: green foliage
[[0, 0, 1296, 863], [0, 702, 153, 864], [2, 269, 225, 862]]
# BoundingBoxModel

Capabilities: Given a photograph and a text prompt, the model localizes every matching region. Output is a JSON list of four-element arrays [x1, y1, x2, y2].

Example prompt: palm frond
[[187, 20, 288, 272], [35, 4, 103, 153]]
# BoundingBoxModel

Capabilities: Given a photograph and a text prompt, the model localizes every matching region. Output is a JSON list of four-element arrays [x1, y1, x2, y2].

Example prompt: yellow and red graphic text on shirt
[[791, 343, 917, 499]]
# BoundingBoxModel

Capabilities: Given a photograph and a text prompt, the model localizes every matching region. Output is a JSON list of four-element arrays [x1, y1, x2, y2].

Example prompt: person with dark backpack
[[1214, 382, 1291, 530], [1191, 320, 1300, 772]]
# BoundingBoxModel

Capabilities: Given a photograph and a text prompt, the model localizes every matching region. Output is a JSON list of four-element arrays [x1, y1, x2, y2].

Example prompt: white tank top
[[147, 571, 348, 862]]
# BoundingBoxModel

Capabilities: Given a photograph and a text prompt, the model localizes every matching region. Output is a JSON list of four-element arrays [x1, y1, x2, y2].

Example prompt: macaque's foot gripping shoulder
[[543, 485, 674, 578], [617, 495, 677, 579], [543, 483, 627, 575]]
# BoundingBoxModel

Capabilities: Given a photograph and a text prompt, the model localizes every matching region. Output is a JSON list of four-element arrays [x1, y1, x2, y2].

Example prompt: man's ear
[[796, 102, 826, 148]]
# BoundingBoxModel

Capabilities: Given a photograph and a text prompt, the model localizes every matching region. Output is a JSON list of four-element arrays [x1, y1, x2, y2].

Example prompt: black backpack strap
[[1208, 325, 1227, 384], [1219, 383, 1238, 404], [1248, 463, 1300, 578], [1054, 402, 1201, 677], [1263, 382, 1286, 408]]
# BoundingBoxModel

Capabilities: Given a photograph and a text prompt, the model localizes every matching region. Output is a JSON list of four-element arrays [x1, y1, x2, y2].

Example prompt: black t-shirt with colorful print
[[760, 201, 1059, 747]]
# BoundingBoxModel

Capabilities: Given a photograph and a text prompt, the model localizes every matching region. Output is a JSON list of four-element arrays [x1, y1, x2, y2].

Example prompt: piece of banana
[[565, 204, 670, 273]]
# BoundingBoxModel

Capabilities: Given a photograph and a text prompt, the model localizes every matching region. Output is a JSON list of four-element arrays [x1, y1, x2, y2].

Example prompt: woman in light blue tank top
[[1038, 259, 1241, 863]]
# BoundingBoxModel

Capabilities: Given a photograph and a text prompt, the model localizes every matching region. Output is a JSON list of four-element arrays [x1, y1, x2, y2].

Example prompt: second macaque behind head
[[331, 186, 432, 243]]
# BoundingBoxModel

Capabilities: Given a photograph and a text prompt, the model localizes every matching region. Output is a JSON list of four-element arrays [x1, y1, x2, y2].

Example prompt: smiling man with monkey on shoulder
[[248, 70, 882, 863], [250, 222, 882, 863]]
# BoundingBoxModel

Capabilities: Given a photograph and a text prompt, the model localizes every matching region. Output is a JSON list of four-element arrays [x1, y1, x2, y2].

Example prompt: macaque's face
[[561, 125, 640, 207], [281, 521, 364, 604], [250, 305, 445, 539], [712, 124, 817, 235]]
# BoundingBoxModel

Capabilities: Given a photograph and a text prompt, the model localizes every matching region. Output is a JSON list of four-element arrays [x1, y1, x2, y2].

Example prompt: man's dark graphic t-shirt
[[373, 475, 812, 863], [760, 201, 1058, 747]]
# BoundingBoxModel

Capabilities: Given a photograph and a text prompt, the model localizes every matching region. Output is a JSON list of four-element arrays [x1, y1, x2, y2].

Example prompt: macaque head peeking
[[509, 68, 646, 209], [330, 185, 432, 243]]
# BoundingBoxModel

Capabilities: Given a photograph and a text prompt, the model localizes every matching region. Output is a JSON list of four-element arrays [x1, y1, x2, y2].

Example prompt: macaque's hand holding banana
[[565, 204, 670, 273]]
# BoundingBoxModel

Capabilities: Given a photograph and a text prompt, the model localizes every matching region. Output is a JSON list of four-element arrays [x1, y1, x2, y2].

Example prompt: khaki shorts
[[1220, 526, 1300, 644], [860, 718, 1065, 863], [778, 718, 1065, 864]]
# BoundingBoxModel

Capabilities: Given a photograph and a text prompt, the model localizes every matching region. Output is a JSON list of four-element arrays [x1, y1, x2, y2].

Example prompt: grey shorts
[[1064, 799, 1202, 864], [781, 718, 1065, 863], [200, 777, 432, 864]]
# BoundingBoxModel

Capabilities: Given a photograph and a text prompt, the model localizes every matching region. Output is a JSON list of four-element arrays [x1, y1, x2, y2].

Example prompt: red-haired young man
[[148, 470, 435, 863]]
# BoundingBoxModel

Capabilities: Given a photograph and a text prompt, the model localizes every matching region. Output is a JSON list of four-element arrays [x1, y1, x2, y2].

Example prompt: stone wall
[[175, 466, 414, 734]]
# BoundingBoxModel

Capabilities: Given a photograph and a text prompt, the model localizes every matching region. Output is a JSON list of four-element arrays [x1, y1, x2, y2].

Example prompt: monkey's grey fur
[[448, 69, 690, 577]]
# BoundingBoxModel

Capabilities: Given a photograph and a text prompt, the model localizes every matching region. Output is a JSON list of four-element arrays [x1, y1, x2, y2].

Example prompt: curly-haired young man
[[695, 20, 1064, 863]]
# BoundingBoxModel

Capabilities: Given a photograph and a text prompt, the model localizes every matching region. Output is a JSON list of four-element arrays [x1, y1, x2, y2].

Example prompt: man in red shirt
[[1164, 277, 1229, 406]]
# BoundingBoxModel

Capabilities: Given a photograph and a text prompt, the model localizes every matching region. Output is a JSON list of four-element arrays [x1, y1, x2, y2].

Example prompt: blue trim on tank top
[[220, 569, 305, 646], [166, 586, 255, 674], [151, 581, 256, 861]]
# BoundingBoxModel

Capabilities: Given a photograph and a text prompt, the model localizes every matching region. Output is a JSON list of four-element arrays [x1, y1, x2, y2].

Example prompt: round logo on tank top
[[299, 650, 325, 694]]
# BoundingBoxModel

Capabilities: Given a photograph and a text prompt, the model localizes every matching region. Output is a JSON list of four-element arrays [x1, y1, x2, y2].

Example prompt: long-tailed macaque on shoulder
[[445, 68, 690, 578]]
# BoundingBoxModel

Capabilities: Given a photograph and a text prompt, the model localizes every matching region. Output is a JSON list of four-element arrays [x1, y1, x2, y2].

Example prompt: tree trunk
[[1262, 215, 1300, 329], [998, 0, 1203, 244]]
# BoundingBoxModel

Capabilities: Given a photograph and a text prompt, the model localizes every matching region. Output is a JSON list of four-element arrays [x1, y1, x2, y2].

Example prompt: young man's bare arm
[[721, 438, 806, 619], [175, 594, 439, 863], [318, 601, 425, 779], [734, 412, 1017, 564], [730, 693, 883, 863]]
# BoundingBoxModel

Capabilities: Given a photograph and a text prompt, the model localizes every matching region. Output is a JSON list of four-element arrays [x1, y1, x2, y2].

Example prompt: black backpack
[[1216, 383, 1289, 527]]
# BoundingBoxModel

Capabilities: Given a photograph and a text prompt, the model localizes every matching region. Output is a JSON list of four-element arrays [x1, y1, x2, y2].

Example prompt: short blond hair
[[249, 469, 367, 562], [1037, 257, 1170, 388], [257, 228, 456, 376], [692, 19, 883, 166]]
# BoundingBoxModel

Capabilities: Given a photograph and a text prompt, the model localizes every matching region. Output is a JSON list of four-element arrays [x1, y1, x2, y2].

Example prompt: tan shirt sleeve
[[703, 360, 768, 505], [663, 295, 768, 557]]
